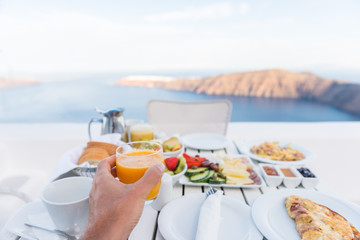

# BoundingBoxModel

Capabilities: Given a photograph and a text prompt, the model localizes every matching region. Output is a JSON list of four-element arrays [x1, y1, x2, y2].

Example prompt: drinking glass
[[124, 119, 144, 142], [129, 124, 154, 142], [116, 141, 164, 200]]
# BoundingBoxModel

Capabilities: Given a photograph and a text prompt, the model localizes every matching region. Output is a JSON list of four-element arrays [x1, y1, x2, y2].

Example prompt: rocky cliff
[[115, 69, 360, 115]]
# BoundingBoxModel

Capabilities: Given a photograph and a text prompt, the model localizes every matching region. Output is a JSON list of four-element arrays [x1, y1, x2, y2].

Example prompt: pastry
[[285, 195, 360, 240]]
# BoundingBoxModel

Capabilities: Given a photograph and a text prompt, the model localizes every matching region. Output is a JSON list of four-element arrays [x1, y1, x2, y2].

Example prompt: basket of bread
[[56, 133, 125, 178]]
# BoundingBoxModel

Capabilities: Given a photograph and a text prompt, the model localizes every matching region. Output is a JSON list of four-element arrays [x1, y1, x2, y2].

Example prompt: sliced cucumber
[[189, 170, 215, 183], [185, 167, 207, 177], [189, 170, 209, 182], [209, 177, 226, 184], [207, 170, 215, 180]]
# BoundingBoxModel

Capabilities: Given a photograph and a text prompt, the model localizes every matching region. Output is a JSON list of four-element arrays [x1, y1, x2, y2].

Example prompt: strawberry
[[164, 157, 179, 171]]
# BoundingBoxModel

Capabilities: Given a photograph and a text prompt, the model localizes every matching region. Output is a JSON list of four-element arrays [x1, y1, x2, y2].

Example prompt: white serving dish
[[259, 164, 283, 187], [166, 162, 187, 185], [179, 154, 266, 188], [296, 167, 320, 189], [279, 166, 302, 188], [237, 140, 314, 165], [163, 145, 184, 158]]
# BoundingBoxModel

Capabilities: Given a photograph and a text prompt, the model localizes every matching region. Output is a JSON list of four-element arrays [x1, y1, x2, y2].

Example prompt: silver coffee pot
[[88, 108, 125, 140]]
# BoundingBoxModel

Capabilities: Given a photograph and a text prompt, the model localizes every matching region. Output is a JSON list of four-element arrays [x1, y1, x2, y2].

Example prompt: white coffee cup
[[41, 176, 93, 236]]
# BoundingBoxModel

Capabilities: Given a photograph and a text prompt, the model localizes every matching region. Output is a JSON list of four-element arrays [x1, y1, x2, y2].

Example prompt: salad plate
[[158, 193, 262, 240], [252, 189, 360, 240], [179, 154, 266, 188], [182, 133, 231, 150], [179, 171, 266, 188], [235, 140, 313, 165]]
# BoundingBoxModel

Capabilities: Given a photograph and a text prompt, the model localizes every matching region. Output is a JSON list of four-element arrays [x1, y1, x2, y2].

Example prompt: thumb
[[135, 163, 165, 197]]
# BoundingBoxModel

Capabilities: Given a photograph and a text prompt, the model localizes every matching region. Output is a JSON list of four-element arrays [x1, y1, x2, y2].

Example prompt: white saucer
[[182, 133, 230, 150], [4, 201, 47, 240]]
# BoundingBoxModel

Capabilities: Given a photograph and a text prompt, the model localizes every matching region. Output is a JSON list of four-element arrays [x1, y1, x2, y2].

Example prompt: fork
[[205, 186, 218, 197], [24, 223, 79, 240]]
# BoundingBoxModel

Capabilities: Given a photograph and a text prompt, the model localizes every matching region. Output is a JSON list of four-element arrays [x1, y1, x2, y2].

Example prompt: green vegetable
[[189, 170, 215, 183], [174, 156, 186, 174], [185, 167, 207, 177]]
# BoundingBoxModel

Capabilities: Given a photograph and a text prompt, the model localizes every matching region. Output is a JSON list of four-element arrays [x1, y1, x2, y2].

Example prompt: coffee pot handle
[[88, 118, 103, 141]]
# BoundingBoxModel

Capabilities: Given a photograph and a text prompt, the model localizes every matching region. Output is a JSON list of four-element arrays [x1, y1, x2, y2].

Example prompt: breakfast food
[[251, 142, 305, 161], [162, 137, 182, 152], [262, 166, 279, 176], [219, 155, 261, 185], [184, 154, 262, 185], [86, 141, 118, 155], [78, 142, 119, 165], [280, 168, 296, 177], [184, 153, 226, 184], [285, 195, 360, 240], [164, 156, 186, 175], [297, 167, 316, 178]]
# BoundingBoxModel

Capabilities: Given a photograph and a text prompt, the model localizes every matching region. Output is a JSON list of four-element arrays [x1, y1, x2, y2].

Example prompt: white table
[[129, 141, 337, 240], [1, 122, 359, 239]]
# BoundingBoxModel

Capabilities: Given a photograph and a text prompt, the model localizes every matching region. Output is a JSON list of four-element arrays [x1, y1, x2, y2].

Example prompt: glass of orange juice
[[129, 124, 154, 142], [116, 141, 164, 201]]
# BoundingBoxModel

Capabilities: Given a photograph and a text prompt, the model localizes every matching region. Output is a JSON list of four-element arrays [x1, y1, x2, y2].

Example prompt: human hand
[[81, 155, 164, 240]]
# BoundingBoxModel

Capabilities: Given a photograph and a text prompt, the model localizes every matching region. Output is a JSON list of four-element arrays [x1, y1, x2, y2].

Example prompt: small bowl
[[259, 164, 283, 187], [163, 145, 184, 158], [280, 166, 302, 188], [296, 167, 319, 189], [166, 163, 187, 185]]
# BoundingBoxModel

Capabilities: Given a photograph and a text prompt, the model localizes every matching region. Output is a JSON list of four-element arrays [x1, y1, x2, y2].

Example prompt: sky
[[0, 0, 360, 81]]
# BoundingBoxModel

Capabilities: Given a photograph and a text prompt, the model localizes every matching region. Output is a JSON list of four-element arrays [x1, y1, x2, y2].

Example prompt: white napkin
[[195, 190, 223, 240], [151, 174, 173, 211], [27, 212, 66, 240], [50, 133, 125, 180]]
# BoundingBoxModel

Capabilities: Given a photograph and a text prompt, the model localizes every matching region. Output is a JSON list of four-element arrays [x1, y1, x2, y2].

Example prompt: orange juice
[[130, 124, 154, 142], [116, 150, 163, 200]]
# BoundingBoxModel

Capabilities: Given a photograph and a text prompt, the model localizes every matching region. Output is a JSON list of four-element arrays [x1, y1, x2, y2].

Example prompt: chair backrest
[[147, 99, 232, 136]]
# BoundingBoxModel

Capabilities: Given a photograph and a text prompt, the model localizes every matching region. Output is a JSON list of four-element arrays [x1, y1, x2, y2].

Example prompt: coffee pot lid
[[95, 107, 124, 117]]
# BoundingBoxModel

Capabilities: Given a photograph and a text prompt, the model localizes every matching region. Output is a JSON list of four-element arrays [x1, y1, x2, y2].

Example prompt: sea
[[1, 73, 360, 123]]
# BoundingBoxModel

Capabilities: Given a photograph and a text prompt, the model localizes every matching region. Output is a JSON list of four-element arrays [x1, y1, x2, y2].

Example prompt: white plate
[[182, 133, 231, 150], [158, 193, 262, 240], [4, 201, 48, 240], [236, 140, 313, 165], [179, 154, 266, 188], [252, 189, 360, 240], [179, 175, 266, 188]]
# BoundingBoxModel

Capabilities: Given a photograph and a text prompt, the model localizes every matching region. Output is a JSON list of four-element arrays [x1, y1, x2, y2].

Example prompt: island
[[114, 69, 360, 115], [0, 77, 39, 88]]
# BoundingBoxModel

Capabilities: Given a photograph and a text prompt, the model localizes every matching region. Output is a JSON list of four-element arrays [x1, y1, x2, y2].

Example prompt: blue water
[[0, 78, 360, 122]]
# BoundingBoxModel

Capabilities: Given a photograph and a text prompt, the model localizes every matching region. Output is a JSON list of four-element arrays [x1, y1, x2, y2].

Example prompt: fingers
[[97, 155, 116, 175], [111, 166, 117, 178], [134, 163, 165, 197]]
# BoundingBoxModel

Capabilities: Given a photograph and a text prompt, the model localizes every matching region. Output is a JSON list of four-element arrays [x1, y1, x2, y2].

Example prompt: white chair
[[147, 99, 232, 136]]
